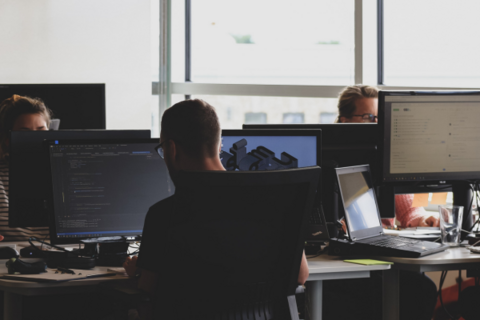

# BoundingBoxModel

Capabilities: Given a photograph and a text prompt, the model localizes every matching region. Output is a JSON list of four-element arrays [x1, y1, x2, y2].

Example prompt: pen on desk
[[57, 267, 75, 274]]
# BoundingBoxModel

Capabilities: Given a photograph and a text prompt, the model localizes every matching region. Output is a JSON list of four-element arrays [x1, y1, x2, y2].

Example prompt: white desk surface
[[373, 246, 480, 265], [0, 263, 127, 296], [307, 254, 391, 282]]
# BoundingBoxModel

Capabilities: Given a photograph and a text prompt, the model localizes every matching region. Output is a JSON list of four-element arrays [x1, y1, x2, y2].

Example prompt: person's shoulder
[[147, 195, 175, 215]]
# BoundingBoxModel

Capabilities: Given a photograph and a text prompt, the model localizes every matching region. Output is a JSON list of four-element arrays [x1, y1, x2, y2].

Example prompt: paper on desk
[[412, 193, 429, 207], [0, 268, 115, 282], [383, 228, 440, 236], [344, 259, 393, 266], [431, 192, 448, 205]]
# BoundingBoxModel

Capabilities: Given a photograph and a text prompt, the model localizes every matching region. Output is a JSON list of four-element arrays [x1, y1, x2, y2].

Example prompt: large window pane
[[384, 0, 480, 87], [186, 0, 354, 85], [171, 95, 338, 129]]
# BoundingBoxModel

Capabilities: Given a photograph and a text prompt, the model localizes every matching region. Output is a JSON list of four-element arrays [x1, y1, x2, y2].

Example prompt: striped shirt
[[0, 161, 50, 241]]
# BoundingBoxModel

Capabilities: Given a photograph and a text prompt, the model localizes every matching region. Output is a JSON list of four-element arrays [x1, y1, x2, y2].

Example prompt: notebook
[[335, 165, 448, 258]]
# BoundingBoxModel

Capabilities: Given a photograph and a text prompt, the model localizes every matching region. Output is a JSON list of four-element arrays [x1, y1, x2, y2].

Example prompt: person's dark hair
[[336, 85, 378, 122], [161, 99, 220, 158], [0, 95, 52, 161]]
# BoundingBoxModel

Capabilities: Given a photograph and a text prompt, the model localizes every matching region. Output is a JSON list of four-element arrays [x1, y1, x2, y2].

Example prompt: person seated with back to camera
[[123, 99, 309, 319], [0, 95, 52, 241], [321, 85, 438, 320]]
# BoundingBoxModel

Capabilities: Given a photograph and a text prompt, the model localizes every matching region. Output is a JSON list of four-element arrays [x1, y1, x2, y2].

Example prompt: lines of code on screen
[[49, 142, 173, 239]]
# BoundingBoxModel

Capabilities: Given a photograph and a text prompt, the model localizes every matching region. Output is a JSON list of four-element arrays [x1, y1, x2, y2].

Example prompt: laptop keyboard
[[361, 236, 420, 249]]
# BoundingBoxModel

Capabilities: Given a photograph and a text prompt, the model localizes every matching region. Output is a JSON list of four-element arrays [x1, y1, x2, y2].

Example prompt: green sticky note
[[344, 259, 393, 266]]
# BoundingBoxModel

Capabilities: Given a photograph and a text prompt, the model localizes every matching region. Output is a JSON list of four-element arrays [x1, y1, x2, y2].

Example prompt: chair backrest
[[154, 166, 320, 320]]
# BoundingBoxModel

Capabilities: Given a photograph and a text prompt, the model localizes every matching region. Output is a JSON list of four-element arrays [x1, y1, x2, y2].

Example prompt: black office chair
[[104, 166, 320, 320]]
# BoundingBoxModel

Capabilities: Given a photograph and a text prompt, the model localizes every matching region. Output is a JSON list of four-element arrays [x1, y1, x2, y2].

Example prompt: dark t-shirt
[[136, 189, 282, 319], [136, 195, 175, 273]]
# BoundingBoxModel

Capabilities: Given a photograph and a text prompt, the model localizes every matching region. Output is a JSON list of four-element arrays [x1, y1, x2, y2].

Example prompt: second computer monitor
[[47, 139, 172, 244], [221, 129, 321, 171], [9, 130, 151, 228], [379, 90, 480, 183]]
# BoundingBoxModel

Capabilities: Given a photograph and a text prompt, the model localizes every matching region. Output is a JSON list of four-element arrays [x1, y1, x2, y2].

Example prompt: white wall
[[0, 0, 152, 130]]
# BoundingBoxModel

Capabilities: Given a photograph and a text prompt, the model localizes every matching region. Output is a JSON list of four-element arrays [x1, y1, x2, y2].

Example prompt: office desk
[[0, 262, 128, 320], [306, 254, 391, 320], [378, 247, 480, 320]]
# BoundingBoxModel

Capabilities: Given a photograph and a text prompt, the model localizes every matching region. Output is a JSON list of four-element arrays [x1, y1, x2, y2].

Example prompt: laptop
[[335, 165, 448, 258]]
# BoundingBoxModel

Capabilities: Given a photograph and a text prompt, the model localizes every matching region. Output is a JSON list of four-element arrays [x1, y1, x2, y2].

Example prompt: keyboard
[[365, 235, 420, 248], [354, 234, 448, 258]]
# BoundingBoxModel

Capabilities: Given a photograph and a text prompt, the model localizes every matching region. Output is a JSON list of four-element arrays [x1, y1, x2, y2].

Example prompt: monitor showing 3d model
[[221, 129, 320, 172]]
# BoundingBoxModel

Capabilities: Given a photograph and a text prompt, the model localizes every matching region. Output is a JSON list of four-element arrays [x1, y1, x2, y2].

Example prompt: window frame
[[154, 0, 480, 109]]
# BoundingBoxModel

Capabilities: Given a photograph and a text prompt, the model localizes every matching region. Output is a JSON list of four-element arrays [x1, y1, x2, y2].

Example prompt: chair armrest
[[295, 285, 305, 295]]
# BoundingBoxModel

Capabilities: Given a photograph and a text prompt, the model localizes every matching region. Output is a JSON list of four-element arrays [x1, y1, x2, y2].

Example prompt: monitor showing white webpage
[[380, 92, 480, 182]]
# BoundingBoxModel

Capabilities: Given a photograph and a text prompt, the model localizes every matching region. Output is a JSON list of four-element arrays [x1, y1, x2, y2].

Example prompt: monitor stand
[[81, 237, 130, 267]]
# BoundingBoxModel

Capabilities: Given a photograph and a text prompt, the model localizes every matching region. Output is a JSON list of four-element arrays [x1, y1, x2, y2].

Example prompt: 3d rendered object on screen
[[221, 139, 298, 171]]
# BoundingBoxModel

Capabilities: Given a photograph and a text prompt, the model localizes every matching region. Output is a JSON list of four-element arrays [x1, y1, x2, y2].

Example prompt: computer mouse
[[0, 247, 19, 259]]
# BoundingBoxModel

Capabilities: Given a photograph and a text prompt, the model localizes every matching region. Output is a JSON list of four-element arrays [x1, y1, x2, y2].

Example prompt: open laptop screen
[[338, 172, 381, 232], [336, 165, 384, 240]]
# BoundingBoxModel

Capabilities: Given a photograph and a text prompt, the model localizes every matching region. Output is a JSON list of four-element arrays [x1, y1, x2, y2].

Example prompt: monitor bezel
[[379, 90, 480, 184], [45, 138, 162, 245]]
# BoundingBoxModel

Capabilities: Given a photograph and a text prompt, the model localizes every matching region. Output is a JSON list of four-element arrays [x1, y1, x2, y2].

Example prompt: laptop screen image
[[338, 171, 381, 232], [336, 165, 385, 240]]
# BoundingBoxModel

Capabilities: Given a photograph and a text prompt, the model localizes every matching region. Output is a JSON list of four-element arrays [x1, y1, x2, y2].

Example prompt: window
[[283, 113, 304, 124], [383, 0, 480, 87], [176, 95, 338, 129], [320, 112, 337, 124], [183, 0, 355, 86], [245, 112, 267, 124], [157, 0, 479, 132]]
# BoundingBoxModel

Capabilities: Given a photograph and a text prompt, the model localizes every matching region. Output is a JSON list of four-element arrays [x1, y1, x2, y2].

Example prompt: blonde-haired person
[[0, 95, 52, 241], [323, 85, 438, 320], [336, 85, 439, 228], [336, 85, 379, 123]]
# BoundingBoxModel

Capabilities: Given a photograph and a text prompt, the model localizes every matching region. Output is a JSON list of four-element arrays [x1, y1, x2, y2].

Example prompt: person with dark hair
[[0, 95, 52, 241], [123, 99, 309, 319]]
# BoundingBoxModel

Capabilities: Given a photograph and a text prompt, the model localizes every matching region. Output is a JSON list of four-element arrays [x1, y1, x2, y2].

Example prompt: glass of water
[[438, 205, 464, 246]]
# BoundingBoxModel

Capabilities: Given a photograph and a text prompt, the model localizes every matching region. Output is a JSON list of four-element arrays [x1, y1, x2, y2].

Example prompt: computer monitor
[[222, 129, 321, 170], [47, 139, 172, 245], [241, 124, 393, 224], [9, 130, 151, 228], [379, 90, 480, 232], [379, 90, 480, 183], [221, 128, 321, 203], [0, 84, 106, 129]]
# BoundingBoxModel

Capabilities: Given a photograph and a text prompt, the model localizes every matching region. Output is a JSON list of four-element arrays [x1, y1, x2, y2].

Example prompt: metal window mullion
[[159, 0, 171, 132], [377, 0, 384, 85], [185, 0, 191, 99], [354, 0, 363, 85], [171, 83, 346, 98]]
